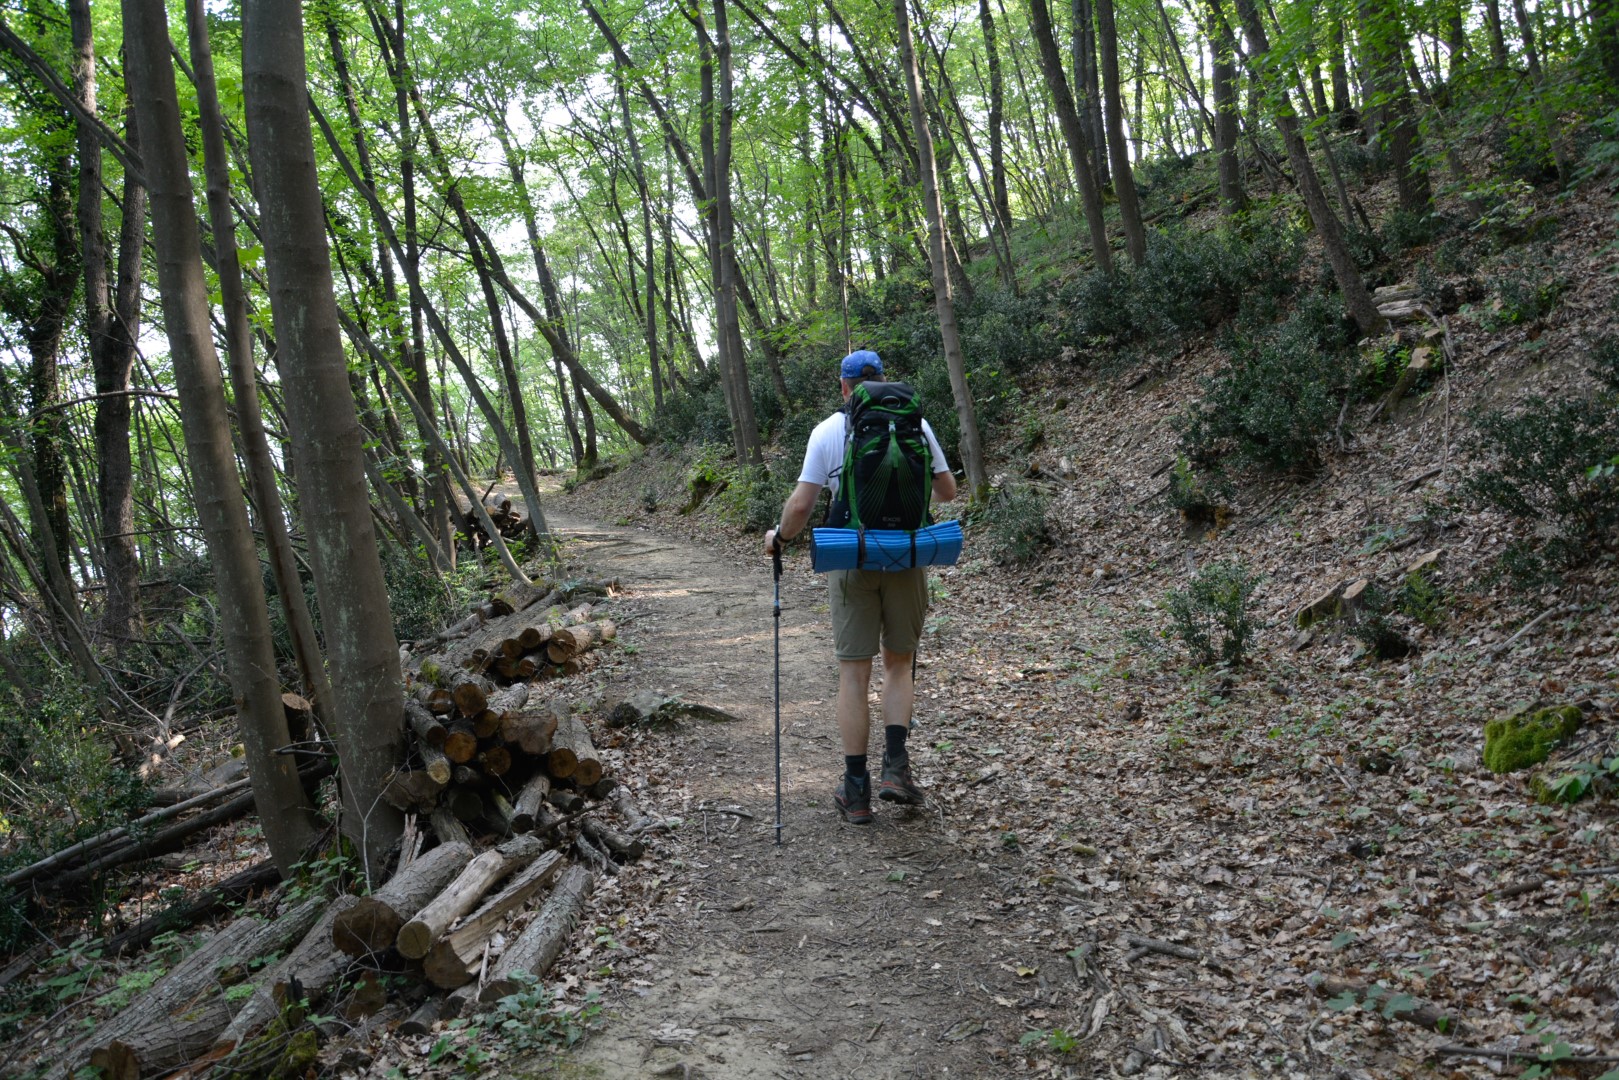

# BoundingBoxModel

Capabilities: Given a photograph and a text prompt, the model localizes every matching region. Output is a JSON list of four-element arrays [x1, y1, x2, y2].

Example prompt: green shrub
[[1164, 559, 1262, 668], [1483, 704, 1583, 774], [1463, 339, 1619, 575], [1482, 264, 1568, 327], [1178, 292, 1358, 475], [1381, 208, 1444, 252], [714, 465, 794, 534], [382, 544, 460, 641], [1166, 455, 1225, 533], [980, 482, 1049, 565]]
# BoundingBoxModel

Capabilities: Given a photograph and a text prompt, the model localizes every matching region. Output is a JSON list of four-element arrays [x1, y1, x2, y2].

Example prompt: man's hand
[[764, 528, 782, 557]]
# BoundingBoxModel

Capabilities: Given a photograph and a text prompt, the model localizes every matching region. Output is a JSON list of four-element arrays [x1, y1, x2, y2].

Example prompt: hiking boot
[[878, 751, 925, 806], [835, 773, 874, 825]]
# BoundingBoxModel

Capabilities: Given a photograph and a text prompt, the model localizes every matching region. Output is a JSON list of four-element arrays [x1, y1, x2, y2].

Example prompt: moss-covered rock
[[1482, 704, 1583, 774]]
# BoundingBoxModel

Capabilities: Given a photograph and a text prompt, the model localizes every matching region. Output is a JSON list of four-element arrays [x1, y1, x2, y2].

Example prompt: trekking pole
[[771, 533, 785, 846]]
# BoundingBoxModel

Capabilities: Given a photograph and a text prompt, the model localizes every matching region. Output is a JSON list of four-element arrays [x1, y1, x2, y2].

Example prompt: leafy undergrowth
[[556, 183, 1619, 1074]]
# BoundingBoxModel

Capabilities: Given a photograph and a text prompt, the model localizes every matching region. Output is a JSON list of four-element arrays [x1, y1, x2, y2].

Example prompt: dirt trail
[[540, 504, 1008, 1079]]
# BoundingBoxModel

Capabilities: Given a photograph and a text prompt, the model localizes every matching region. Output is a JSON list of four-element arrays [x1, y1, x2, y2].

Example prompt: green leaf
[[1381, 992, 1416, 1018], [1329, 930, 1359, 950], [1324, 990, 1359, 1012]]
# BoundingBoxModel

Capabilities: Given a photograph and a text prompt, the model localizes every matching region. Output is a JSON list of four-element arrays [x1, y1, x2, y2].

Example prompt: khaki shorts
[[828, 568, 929, 660]]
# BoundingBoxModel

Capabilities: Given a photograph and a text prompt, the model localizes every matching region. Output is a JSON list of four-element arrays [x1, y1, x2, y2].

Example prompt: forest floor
[[528, 181, 1619, 1080], [515, 459, 1618, 1080]]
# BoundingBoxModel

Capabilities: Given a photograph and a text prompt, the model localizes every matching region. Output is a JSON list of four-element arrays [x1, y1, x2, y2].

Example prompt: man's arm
[[932, 469, 958, 504], [764, 481, 822, 554]]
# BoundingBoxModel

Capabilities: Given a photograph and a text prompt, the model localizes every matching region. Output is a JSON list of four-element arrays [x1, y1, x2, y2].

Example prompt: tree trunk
[[1232, 0, 1386, 338], [185, 0, 335, 726], [1484, 0, 1511, 65], [1072, 0, 1110, 189], [895, 0, 988, 499], [978, 0, 1013, 237], [68, 0, 144, 648], [1207, 0, 1248, 214], [1027, 0, 1112, 272], [1361, 0, 1431, 212], [242, 0, 405, 879], [1094, 0, 1147, 264], [123, 0, 319, 875]]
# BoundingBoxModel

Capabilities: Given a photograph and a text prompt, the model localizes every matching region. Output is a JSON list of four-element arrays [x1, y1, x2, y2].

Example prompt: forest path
[[533, 502, 1011, 1079]]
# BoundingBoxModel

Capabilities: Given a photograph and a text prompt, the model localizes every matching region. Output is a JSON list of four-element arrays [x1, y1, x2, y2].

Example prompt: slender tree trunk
[[241, 0, 406, 880], [184, 0, 335, 725], [1208, 0, 1248, 214], [615, 80, 663, 412], [1596, 0, 1619, 87], [979, 0, 1012, 237], [1484, 0, 1511, 65], [1094, 0, 1146, 264], [1361, 0, 1432, 212], [69, 0, 144, 647], [1027, 0, 1112, 272], [123, 0, 319, 876], [1233, 0, 1385, 337], [1511, 0, 1570, 179], [893, 0, 986, 500], [1072, 0, 1110, 189]]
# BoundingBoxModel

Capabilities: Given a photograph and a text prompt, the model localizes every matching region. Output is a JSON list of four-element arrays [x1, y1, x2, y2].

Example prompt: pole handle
[[771, 531, 784, 581]]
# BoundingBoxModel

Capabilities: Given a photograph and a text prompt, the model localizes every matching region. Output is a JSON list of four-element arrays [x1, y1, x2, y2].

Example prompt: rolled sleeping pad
[[810, 520, 964, 573]]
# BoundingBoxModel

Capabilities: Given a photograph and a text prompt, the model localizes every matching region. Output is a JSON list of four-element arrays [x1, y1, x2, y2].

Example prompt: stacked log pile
[[33, 575, 662, 1078], [452, 491, 529, 548]]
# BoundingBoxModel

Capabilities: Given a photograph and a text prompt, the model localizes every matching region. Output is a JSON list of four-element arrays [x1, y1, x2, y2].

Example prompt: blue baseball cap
[[839, 350, 883, 379]]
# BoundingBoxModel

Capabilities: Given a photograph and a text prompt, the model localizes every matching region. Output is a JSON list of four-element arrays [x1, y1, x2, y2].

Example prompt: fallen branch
[[1125, 935, 1200, 963], [1487, 605, 1574, 660], [101, 859, 280, 957], [1309, 975, 1465, 1035], [1431, 1044, 1619, 1065]]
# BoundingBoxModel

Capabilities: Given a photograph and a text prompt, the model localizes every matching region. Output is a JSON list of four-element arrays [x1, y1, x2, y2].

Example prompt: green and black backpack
[[826, 381, 933, 531]]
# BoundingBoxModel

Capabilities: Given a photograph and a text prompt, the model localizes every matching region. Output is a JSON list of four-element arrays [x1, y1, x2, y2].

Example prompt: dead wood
[[500, 704, 559, 755], [405, 701, 448, 749], [396, 834, 551, 959], [400, 996, 443, 1036], [68, 897, 325, 1079], [442, 723, 479, 765], [444, 787, 485, 822], [422, 851, 565, 989], [47, 760, 333, 892], [1125, 935, 1200, 962], [101, 859, 281, 958], [585, 775, 617, 801], [213, 894, 363, 1053], [415, 682, 455, 715], [419, 744, 452, 786], [511, 773, 552, 832], [547, 712, 601, 786], [478, 864, 594, 1002], [547, 786, 585, 814], [448, 671, 493, 716], [545, 619, 616, 662], [430, 809, 472, 848], [478, 743, 513, 777], [381, 768, 446, 814], [572, 832, 618, 876], [609, 785, 654, 834], [581, 818, 645, 862], [332, 841, 474, 958]]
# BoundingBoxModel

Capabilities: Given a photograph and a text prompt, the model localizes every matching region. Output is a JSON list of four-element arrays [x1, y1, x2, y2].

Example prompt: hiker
[[764, 349, 957, 824]]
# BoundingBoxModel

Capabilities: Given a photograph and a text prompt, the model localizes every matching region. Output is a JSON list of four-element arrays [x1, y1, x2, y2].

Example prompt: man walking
[[764, 350, 958, 824]]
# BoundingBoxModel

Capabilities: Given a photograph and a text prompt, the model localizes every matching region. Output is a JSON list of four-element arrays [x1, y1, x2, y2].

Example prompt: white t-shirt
[[798, 407, 951, 503]]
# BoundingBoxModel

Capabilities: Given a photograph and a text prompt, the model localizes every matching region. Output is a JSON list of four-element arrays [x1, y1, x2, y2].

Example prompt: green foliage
[[979, 482, 1049, 566], [1462, 338, 1619, 576], [1483, 705, 1584, 774], [650, 364, 732, 447], [478, 973, 601, 1052], [1164, 560, 1262, 668], [1177, 292, 1358, 475], [1482, 263, 1568, 328], [713, 465, 794, 534], [1344, 583, 1412, 661], [1380, 208, 1447, 252], [1166, 455, 1224, 532], [381, 543, 464, 642], [1058, 219, 1302, 354], [0, 675, 148, 948], [1534, 755, 1619, 805]]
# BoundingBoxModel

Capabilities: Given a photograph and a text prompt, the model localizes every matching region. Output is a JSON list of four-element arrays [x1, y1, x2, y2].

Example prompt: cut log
[[500, 706, 559, 756], [511, 773, 551, 833], [422, 851, 565, 989], [449, 672, 493, 717], [212, 894, 362, 1053], [430, 809, 473, 848], [282, 692, 314, 742], [382, 768, 446, 814], [488, 684, 531, 713], [581, 818, 646, 862], [332, 841, 473, 958], [486, 790, 519, 836], [441, 982, 480, 1020], [406, 701, 448, 748], [479, 865, 594, 1002], [478, 744, 513, 777], [73, 897, 325, 1078], [545, 619, 616, 662], [547, 787, 584, 814], [395, 834, 550, 959], [549, 713, 602, 787], [400, 996, 444, 1036], [585, 775, 618, 801], [490, 580, 558, 614], [451, 764, 486, 788], [415, 683, 455, 715], [442, 723, 479, 765], [470, 708, 503, 739], [419, 744, 452, 786], [610, 785, 654, 834], [102, 859, 280, 958]]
